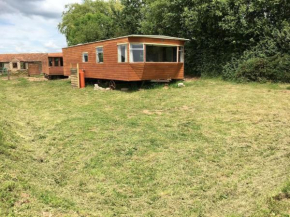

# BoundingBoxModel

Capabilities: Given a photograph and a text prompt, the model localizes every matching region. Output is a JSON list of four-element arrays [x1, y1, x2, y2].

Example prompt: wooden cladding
[[28, 63, 41, 75], [47, 56, 64, 76], [63, 36, 186, 81]]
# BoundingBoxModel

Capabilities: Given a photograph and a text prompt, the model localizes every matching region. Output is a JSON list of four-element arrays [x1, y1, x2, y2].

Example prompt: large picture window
[[130, 44, 144, 62], [96, 47, 104, 63], [118, 44, 127, 63], [146, 45, 177, 62]]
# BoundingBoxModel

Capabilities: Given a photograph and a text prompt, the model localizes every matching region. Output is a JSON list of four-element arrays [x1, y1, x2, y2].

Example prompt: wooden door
[[28, 63, 41, 76]]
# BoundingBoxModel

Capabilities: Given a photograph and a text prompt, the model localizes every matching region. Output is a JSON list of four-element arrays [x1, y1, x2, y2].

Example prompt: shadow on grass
[[84, 78, 189, 92]]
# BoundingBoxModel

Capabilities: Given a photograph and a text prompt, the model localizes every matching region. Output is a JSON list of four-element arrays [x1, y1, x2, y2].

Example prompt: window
[[49, 58, 53, 67], [60, 58, 63, 66], [96, 47, 103, 63], [146, 45, 177, 62], [55, 58, 59, 67], [118, 44, 127, 63], [0, 63, 3, 68], [130, 44, 144, 62], [13, 63, 18, 69], [20, 62, 27, 69], [82, 53, 88, 63], [179, 46, 184, 63]]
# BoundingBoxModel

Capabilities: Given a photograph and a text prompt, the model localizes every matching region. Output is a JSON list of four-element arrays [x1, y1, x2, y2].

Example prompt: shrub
[[223, 38, 290, 83], [235, 55, 290, 83]]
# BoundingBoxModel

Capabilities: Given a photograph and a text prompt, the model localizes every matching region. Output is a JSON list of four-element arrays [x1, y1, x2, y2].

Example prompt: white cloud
[[0, 0, 82, 54]]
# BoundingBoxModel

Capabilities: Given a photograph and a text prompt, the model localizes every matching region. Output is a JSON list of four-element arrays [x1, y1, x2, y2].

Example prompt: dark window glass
[[60, 58, 63, 66], [13, 63, 18, 68], [83, 53, 88, 62], [55, 58, 59, 67], [146, 46, 177, 62], [49, 58, 53, 66], [96, 48, 103, 63], [121, 46, 126, 62], [118, 45, 127, 63], [20, 62, 26, 69]]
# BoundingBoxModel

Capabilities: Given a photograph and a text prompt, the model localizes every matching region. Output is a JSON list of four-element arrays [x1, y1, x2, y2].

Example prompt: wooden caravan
[[62, 35, 189, 82], [45, 53, 64, 78]]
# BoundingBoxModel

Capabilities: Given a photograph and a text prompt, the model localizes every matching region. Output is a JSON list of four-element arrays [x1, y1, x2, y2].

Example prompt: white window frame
[[129, 43, 145, 63], [82, 52, 88, 63], [96, 46, 104, 63], [118, 44, 128, 63], [178, 46, 184, 63], [145, 44, 179, 63]]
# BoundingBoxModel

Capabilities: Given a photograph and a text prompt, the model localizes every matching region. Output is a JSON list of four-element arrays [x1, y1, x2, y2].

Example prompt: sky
[[0, 0, 82, 54]]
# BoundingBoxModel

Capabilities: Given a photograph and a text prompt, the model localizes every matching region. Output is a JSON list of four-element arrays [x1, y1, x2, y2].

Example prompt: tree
[[119, 0, 145, 34], [59, 0, 290, 80], [58, 0, 125, 46]]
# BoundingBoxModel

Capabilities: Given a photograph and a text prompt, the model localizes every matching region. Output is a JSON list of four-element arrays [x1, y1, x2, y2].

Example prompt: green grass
[[0, 78, 289, 216]]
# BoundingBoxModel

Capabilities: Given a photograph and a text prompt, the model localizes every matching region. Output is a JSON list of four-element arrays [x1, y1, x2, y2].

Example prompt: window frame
[[118, 44, 128, 63], [178, 46, 184, 63], [145, 44, 178, 63], [20, 62, 27, 70], [48, 57, 53, 67], [54, 57, 60, 67], [60, 57, 64, 67], [82, 52, 89, 63], [12, 62, 18, 69], [129, 43, 145, 63], [96, 46, 104, 64]]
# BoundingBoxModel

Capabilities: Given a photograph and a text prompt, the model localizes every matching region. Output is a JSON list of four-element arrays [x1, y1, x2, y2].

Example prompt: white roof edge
[[63, 35, 189, 49]]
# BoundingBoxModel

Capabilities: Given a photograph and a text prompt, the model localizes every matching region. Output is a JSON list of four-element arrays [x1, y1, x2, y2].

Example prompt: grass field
[[0, 77, 290, 217]]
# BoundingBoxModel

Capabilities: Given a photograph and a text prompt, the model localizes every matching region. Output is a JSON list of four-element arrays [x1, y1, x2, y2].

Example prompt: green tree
[[58, 0, 125, 46], [119, 0, 145, 34]]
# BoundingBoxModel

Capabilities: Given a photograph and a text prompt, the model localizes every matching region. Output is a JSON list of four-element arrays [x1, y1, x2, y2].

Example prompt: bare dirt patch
[[184, 76, 200, 81], [26, 77, 48, 82], [142, 110, 163, 115]]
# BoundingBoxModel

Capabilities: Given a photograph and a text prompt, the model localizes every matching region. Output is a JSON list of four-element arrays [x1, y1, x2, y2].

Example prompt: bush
[[223, 38, 290, 83], [235, 55, 290, 83]]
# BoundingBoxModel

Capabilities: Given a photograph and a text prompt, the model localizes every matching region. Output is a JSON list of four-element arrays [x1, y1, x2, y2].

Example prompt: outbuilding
[[0, 53, 64, 77], [62, 35, 189, 87]]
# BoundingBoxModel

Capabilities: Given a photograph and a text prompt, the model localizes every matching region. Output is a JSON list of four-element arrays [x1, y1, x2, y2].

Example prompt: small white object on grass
[[178, 83, 185, 88], [94, 84, 110, 91]]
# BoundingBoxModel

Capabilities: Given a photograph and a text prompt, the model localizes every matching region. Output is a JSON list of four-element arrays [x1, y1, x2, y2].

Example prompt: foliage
[[58, 0, 125, 46], [222, 38, 290, 82], [59, 0, 290, 81], [119, 0, 145, 34]]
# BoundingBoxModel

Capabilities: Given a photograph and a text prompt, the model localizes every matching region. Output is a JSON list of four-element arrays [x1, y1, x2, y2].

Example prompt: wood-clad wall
[[62, 37, 185, 81], [48, 66, 64, 75]]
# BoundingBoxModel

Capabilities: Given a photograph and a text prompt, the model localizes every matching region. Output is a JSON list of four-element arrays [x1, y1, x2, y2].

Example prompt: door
[[28, 63, 41, 76]]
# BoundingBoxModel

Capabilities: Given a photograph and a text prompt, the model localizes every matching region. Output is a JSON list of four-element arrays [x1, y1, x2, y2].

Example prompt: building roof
[[64, 35, 189, 49], [48, 53, 63, 57], [0, 53, 48, 62]]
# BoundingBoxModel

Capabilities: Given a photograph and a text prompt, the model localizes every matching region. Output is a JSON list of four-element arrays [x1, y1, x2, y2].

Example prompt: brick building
[[0, 53, 64, 76]]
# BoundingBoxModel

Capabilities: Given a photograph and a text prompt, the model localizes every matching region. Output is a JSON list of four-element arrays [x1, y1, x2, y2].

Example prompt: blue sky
[[0, 0, 82, 54]]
